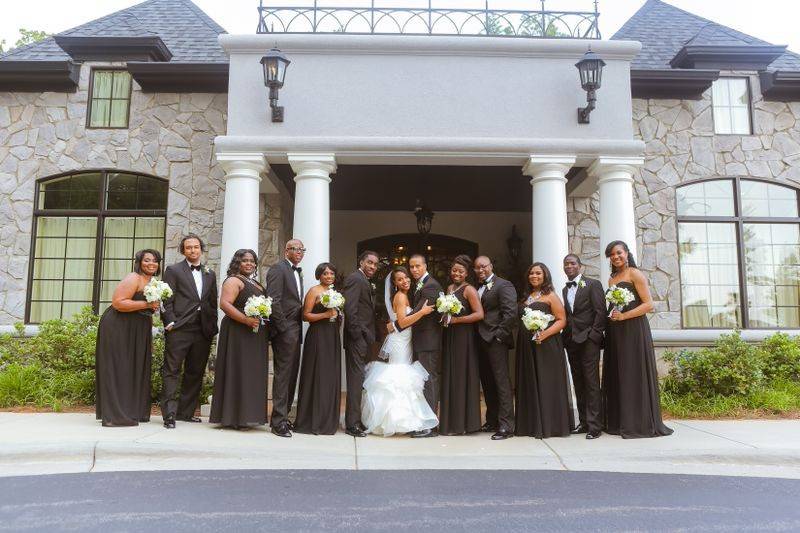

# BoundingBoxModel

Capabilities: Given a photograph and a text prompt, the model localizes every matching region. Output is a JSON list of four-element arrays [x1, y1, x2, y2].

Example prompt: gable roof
[[612, 0, 800, 72], [0, 0, 227, 63]]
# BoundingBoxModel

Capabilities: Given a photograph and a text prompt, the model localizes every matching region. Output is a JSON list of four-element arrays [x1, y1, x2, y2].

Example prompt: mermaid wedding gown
[[361, 306, 438, 436]]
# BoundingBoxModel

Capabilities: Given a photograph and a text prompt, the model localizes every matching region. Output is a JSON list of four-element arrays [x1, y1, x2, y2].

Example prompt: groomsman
[[342, 250, 379, 438], [561, 254, 606, 440], [160, 234, 219, 429], [266, 239, 306, 438], [408, 254, 442, 437], [473, 256, 517, 441]]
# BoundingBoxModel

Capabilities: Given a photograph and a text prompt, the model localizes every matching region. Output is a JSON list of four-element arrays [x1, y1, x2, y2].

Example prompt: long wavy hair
[[604, 240, 638, 274], [390, 266, 411, 297], [226, 249, 258, 278], [525, 262, 555, 296]]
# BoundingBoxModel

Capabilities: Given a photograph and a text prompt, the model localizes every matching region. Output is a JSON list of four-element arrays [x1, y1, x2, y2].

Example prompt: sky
[[0, 0, 799, 53]]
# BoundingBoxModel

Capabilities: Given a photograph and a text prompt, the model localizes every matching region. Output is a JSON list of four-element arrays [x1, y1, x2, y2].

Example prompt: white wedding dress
[[361, 306, 439, 436]]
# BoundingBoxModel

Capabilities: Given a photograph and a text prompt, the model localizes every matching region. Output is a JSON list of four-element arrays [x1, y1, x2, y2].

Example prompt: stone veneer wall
[[0, 62, 229, 324], [570, 71, 800, 330]]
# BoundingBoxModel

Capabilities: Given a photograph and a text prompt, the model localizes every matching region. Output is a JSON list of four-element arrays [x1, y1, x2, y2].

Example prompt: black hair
[[226, 249, 258, 278], [409, 253, 427, 265], [451, 254, 475, 285], [358, 250, 379, 264], [179, 234, 206, 254], [604, 240, 638, 274], [315, 262, 337, 281], [525, 262, 555, 296], [134, 249, 162, 276], [563, 253, 582, 265]]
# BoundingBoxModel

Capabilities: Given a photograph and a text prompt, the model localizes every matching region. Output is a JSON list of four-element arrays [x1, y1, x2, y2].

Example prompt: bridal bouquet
[[244, 295, 273, 333], [143, 278, 173, 303], [320, 286, 345, 322], [521, 308, 553, 341], [606, 285, 635, 317], [436, 292, 463, 327]]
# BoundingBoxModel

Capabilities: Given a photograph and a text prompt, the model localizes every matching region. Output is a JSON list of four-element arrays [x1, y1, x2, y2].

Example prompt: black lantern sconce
[[414, 199, 434, 236], [261, 47, 291, 122], [575, 48, 605, 124]]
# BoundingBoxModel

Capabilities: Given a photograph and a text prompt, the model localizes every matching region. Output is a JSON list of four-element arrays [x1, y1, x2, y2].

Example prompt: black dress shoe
[[479, 422, 498, 433], [271, 424, 292, 438], [179, 416, 202, 423], [410, 428, 438, 438], [357, 422, 368, 433], [345, 426, 367, 438], [163, 417, 176, 429], [491, 429, 513, 441], [286, 420, 295, 431], [586, 431, 601, 440], [571, 424, 588, 434]]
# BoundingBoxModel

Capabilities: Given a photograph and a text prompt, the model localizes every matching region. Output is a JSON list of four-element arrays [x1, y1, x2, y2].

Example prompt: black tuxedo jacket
[[561, 276, 606, 346], [161, 260, 219, 340], [410, 273, 443, 353], [343, 269, 376, 350], [265, 259, 304, 337], [476, 276, 517, 348]]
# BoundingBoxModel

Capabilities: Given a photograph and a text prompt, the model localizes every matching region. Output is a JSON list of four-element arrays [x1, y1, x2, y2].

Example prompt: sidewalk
[[1, 413, 799, 478]]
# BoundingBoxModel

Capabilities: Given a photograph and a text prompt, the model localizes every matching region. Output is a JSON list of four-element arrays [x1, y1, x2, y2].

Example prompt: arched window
[[677, 178, 800, 329], [27, 170, 168, 322]]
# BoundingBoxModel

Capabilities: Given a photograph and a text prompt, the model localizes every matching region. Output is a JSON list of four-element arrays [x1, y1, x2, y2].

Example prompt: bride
[[361, 267, 439, 436]]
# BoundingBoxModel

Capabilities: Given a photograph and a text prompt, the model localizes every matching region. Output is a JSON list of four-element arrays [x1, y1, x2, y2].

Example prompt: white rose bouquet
[[521, 307, 553, 341], [605, 285, 635, 317], [143, 278, 172, 304], [320, 286, 345, 322], [436, 292, 463, 327], [244, 294, 273, 333]]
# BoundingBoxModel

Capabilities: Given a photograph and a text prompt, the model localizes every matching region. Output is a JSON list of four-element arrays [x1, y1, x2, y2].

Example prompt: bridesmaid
[[95, 249, 162, 427], [515, 262, 573, 438], [440, 254, 484, 436], [294, 263, 342, 435], [209, 249, 269, 429], [603, 241, 673, 438]]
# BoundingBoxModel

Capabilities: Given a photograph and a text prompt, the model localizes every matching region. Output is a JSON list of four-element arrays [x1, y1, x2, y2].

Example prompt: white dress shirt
[[288, 259, 302, 298], [566, 273, 582, 310], [187, 259, 203, 298], [478, 274, 495, 299]]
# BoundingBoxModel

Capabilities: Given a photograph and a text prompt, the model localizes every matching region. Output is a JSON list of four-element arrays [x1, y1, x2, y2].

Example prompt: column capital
[[588, 156, 644, 183], [522, 155, 576, 185], [288, 153, 337, 183], [216, 152, 268, 181]]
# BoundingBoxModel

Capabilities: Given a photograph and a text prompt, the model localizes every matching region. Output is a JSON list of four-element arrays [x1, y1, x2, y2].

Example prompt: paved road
[[1, 470, 798, 531]]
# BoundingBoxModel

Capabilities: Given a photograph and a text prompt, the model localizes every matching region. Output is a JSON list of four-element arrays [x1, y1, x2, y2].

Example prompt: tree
[[15, 28, 48, 48], [0, 39, 5, 54]]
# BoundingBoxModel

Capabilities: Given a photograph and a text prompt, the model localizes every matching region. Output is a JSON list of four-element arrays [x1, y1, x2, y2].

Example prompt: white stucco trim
[[220, 34, 642, 61]]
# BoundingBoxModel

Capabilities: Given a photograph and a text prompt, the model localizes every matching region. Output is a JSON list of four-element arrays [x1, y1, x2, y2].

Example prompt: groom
[[342, 250, 379, 438], [408, 254, 442, 438]]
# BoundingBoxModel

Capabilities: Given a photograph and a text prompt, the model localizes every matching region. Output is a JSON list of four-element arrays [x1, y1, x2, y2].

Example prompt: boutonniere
[[486, 281, 494, 291], [416, 280, 424, 290], [202, 265, 211, 275], [370, 282, 376, 291], [578, 280, 586, 289]]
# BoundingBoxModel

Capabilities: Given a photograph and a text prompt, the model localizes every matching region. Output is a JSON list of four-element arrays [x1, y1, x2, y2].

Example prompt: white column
[[523, 155, 575, 292], [289, 153, 337, 291], [588, 157, 644, 285], [217, 153, 267, 272]]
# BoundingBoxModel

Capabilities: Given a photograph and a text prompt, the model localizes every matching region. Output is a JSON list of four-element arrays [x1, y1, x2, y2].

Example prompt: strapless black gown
[[294, 302, 342, 435], [95, 291, 153, 426], [439, 286, 481, 435], [603, 281, 673, 438], [514, 301, 573, 438], [210, 276, 269, 428]]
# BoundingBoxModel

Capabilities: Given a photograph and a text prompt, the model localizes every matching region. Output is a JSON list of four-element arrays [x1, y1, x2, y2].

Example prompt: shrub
[[757, 333, 800, 382]]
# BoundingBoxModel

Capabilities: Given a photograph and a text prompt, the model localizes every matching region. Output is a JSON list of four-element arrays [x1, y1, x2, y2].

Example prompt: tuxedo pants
[[566, 339, 602, 433], [344, 342, 368, 428], [415, 349, 440, 415], [161, 322, 212, 420], [477, 338, 515, 432], [270, 325, 302, 428]]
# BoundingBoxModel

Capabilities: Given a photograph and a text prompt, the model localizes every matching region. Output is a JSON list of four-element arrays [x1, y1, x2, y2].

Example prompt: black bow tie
[[292, 266, 302, 273], [566, 281, 577, 288], [482, 279, 491, 286], [190, 264, 202, 272]]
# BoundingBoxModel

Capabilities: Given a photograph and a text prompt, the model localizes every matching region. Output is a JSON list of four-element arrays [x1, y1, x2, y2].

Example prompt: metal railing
[[256, 1, 601, 39]]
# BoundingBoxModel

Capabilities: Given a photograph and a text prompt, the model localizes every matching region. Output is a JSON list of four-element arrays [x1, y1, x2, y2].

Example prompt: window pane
[[61, 302, 91, 320], [740, 180, 798, 218], [64, 259, 95, 279], [109, 99, 129, 128], [679, 222, 742, 328], [744, 223, 800, 328], [32, 259, 64, 279], [677, 180, 735, 217], [728, 78, 749, 105], [713, 106, 732, 135], [40, 173, 102, 210], [104, 217, 135, 238], [67, 217, 97, 237], [63, 280, 93, 301], [731, 107, 751, 135], [112, 71, 131, 99], [89, 99, 110, 128], [103, 238, 133, 259], [65, 237, 96, 258], [712, 79, 750, 135], [93, 71, 113, 98], [712, 79, 731, 106], [103, 259, 133, 282], [29, 301, 62, 323], [36, 217, 67, 237], [135, 218, 165, 238], [31, 280, 63, 300]]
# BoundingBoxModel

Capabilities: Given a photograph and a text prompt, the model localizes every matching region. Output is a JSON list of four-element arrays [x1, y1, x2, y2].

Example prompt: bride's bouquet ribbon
[[244, 295, 273, 333]]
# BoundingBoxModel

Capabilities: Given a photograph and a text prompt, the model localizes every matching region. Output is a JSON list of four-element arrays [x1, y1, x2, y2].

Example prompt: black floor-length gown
[[602, 281, 673, 438], [210, 276, 269, 428], [95, 291, 153, 426], [294, 303, 342, 435], [515, 300, 573, 438], [439, 286, 482, 435]]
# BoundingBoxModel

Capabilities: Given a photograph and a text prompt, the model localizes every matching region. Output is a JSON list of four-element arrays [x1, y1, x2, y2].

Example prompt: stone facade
[[569, 71, 800, 330], [0, 61, 231, 323]]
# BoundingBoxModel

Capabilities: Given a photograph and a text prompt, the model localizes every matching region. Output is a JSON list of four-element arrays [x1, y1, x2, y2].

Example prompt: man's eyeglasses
[[287, 247, 307, 252]]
